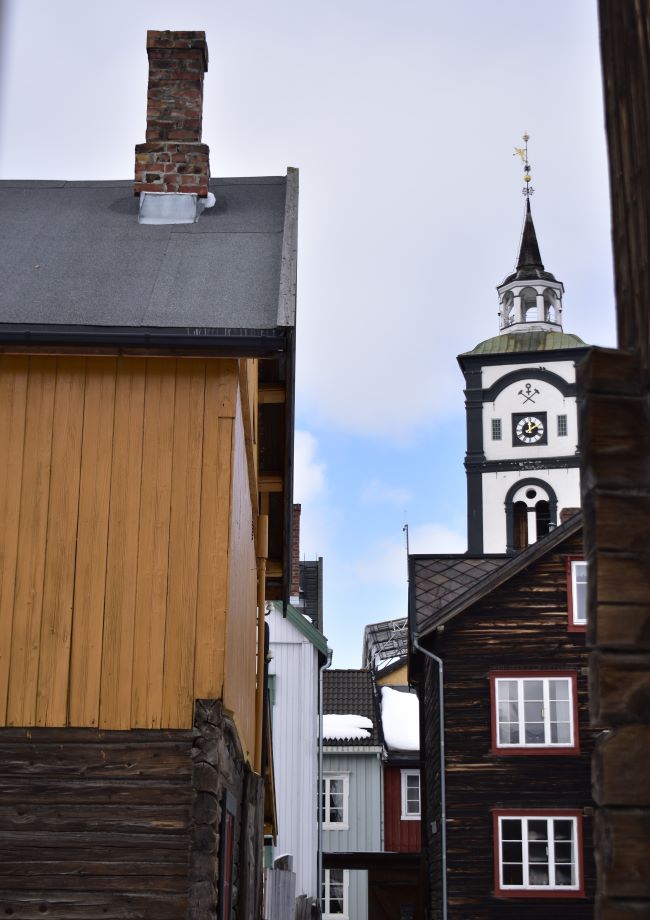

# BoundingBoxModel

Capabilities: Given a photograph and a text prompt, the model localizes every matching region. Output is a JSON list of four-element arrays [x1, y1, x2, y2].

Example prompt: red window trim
[[489, 670, 580, 756], [492, 808, 585, 899], [566, 556, 587, 633]]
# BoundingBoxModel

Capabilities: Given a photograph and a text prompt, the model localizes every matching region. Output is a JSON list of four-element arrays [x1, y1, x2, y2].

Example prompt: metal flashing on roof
[[138, 191, 216, 224]]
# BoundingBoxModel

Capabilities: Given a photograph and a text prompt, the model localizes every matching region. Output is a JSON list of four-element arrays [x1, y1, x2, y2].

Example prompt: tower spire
[[496, 134, 564, 332]]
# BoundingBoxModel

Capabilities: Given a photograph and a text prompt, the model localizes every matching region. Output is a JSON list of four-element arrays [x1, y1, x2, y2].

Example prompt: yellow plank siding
[[68, 359, 117, 726], [99, 358, 146, 729], [0, 357, 29, 724], [36, 358, 86, 726], [161, 362, 206, 728], [376, 663, 409, 686], [223, 392, 258, 762], [0, 355, 258, 735], [130, 359, 175, 728], [193, 364, 235, 701], [6, 357, 56, 725]]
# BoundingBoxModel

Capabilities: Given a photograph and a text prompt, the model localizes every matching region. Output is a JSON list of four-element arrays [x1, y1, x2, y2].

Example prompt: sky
[[0, 0, 616, 668]]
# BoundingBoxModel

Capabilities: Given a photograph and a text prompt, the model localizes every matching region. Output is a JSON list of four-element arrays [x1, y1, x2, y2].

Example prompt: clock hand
[[526, 421, 539, 434]]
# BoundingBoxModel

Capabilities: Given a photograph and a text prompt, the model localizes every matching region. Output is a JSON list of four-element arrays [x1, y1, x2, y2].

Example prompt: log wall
[[0, 701, 263, 919], [583, 4, 650, 916], [420, 530, 596, 919]]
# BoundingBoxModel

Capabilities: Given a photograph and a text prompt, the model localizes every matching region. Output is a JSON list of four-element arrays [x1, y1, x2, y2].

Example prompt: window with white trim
[[322, 773, 349, 829], [496, 814, 581, 893], [569, 560, 587, 628], [493, 675, 576, 750], [400, 769, 421, 819], [557, 414, 568, 437], [322, 868, 349, 917], [492, 418, 502, 440]]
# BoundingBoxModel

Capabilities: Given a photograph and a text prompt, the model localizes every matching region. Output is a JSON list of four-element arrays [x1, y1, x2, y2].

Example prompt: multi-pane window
[[492, 674, 577, 751], [568, 559, 587, 629], [322, 774, 349, 828], [400, 769, 421, 819], [495, 813, 581, 894], [492, 418, 502, 441], [557, 414, 568, 436], [322, 868, 348, 917]]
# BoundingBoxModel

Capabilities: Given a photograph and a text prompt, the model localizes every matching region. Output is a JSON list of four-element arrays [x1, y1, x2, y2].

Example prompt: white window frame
[[557, 414, 568, 437], [322, 868, 349, 918], [570, 560, 588, 627], [400, 769, 421, 820], [496, 814, 580, 892], [492, 418, 502, 441], [322, 773, 349, 829], [493, 675, 576, 750]]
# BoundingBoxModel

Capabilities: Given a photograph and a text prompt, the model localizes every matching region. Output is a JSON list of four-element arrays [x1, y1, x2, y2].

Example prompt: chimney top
[[134, 30, 211, 200]]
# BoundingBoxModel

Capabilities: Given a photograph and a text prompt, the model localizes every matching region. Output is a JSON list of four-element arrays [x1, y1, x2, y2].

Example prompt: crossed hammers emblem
[[518, 382, 540, 404]]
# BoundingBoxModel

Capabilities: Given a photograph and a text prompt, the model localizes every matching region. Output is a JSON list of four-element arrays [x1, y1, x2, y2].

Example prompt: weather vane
[[513, 132, 534, 197]]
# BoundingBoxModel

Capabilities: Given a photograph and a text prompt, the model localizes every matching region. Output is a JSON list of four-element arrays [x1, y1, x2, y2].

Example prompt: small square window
[[492, 418, 502, 441], [494, 811, 583, 896], [491, 672, 579, 754], [322, 774, 349, 829], [400, 769, 421, 819], [567, 558, 587, 631], [558, 414, 568, 436], [322, 868, 349, 918]]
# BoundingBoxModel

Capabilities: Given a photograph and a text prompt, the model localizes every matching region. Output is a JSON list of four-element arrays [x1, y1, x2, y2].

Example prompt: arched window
[[505, 480, 558, 554], [521, 286, 538, 322], [543, 288, 558, 323], [501, 291, 515, 327]]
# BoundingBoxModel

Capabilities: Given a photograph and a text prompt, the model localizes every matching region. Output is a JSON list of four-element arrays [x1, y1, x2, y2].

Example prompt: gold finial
[[514, 132, 534, 197]]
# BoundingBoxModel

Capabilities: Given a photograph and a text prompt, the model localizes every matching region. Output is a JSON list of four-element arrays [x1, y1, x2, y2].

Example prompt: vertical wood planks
[[0, 356, 28, 724], [161, 361, 206, 727], [6, 357, 56, 725], [99, 359, 146, 729], [68, 359, 116, 726], [131, 359, 175, 728], [193, 362, 236, 701], [36, 358, 85, 726]]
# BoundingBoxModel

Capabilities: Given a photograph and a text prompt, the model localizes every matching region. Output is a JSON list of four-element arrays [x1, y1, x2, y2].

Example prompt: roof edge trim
[[276, 168, 299, 328]]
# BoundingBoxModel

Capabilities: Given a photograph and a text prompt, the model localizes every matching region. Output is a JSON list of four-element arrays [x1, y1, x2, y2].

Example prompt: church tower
[[458, 138, 588, 553]]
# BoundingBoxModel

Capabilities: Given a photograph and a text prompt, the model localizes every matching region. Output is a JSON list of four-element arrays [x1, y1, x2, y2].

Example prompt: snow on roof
[[381, 686, 420, 751], [323, 713, 373, 741]]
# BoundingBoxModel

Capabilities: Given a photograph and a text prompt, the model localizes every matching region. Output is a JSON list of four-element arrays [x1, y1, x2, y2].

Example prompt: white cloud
[[293, 430, 326, 504], [354, 521, 466, 588], [360, 478, 412, 507]]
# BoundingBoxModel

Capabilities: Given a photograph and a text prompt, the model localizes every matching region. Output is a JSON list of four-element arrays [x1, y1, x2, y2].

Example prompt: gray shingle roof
[[0, 174, 297, 340], [411, 555, 507, 637], [323, 669, 380, 747]]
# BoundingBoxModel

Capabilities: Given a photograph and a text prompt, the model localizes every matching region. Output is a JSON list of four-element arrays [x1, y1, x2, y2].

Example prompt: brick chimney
[[134, 31, 210, 197], [291, 504, 301, 600]]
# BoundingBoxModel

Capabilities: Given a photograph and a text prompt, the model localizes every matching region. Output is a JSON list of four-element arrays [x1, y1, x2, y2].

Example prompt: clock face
[[512, 412, 547, 446]]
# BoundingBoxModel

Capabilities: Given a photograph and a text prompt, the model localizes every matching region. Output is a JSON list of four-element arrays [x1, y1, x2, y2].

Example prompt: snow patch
[[381, 686, 420, 751], [323, 713, 373, 741]]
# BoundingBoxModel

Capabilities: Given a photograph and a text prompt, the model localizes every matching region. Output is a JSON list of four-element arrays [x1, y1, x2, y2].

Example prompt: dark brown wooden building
[[409, 515, 596, 920]]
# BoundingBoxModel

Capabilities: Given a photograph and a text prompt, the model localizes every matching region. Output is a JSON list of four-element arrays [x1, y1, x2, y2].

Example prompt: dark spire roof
[[517, 198, 543, 271], [501, 197, 557, 285]]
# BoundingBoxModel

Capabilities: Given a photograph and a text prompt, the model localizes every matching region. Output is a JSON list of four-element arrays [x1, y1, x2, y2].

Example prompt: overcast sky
[[0, 0, 615, 667]]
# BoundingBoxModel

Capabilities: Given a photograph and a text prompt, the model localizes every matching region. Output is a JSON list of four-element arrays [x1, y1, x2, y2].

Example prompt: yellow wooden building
[[0, 31, 297, 918]]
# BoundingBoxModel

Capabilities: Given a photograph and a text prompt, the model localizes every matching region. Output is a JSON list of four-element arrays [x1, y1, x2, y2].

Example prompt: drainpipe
[[413, 635, 447, 920], [254, 514, 269, 775], [317, 648, 333, 902]]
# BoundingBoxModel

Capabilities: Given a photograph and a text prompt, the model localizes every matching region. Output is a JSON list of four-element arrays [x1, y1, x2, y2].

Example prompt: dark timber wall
[[384, 765, 421, 853], [0, 700, 263, 919], [419, 529, 596, 920]]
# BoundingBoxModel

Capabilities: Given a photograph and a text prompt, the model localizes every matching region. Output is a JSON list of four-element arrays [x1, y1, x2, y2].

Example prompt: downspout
[[317, 648, 333, 902], [254, 514, 269, 775], [413, 635, 447, 920]]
